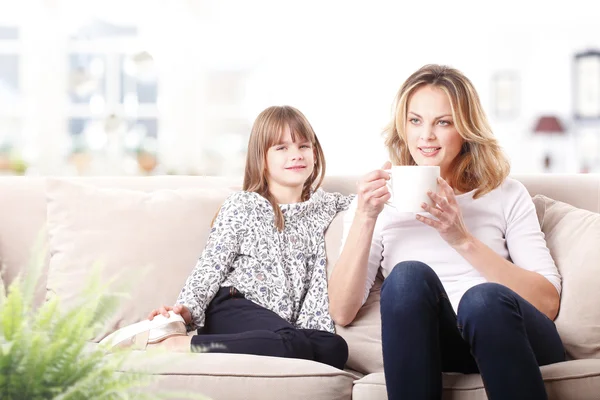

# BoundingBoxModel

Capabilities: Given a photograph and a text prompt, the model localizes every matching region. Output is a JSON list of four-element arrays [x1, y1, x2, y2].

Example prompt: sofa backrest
[[0, 173, 599, 298], [512, 173, 600, 213], [0, 176, 242, 299]]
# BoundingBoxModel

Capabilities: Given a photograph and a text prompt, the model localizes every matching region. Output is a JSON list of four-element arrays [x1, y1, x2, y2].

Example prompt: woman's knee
[[457, 283, 515, 326], [381, 261, 438, 303]]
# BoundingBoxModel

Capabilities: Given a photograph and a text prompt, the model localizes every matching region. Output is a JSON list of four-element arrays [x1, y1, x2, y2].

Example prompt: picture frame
[[573, 50, 600, 120], [491, 71, 519, 119]]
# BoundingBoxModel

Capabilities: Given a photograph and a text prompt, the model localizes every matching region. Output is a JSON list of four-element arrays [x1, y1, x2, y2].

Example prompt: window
[[66, 19, 159, 175], [0, 26, 22, 174]]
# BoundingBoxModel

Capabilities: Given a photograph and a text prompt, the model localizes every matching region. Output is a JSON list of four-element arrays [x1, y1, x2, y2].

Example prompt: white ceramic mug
[[385, 166, 440, 213]]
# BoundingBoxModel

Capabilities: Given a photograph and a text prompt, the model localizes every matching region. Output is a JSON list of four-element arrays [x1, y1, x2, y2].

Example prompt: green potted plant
[[0, 250, 205, 400]]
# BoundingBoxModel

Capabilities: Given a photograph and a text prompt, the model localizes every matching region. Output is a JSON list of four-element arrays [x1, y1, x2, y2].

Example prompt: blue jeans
[[380, 261, 565, 400]]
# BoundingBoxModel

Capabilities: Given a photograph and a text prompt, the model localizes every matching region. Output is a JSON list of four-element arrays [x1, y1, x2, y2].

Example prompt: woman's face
[[405, 84, 464, 180]]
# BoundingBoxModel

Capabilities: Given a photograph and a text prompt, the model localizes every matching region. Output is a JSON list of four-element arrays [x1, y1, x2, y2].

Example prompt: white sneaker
[[100, 310, 187, 351]]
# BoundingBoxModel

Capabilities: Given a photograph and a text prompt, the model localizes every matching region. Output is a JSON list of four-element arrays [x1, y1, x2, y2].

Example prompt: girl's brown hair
[[383, 64, 510, 198], [214, 105, 326, 230]]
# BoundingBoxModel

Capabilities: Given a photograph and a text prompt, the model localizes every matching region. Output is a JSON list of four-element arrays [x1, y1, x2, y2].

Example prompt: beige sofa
[[1, 174, 600, 400]]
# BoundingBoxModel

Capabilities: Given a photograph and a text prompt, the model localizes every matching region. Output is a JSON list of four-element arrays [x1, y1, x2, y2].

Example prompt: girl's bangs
[[269, 117, 314, 147]]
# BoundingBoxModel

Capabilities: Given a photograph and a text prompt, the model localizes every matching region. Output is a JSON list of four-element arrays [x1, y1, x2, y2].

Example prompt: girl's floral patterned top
[[176, 189, 354, 333]]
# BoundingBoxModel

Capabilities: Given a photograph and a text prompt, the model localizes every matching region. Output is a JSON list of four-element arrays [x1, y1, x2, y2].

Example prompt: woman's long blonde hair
[[383, 64, 510, 198], [241, 105, 326, 230]]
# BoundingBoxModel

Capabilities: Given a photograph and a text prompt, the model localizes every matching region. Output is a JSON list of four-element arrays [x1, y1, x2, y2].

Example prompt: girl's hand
[[356, 161, 392, 219], [148, 304, 192, 325], [416, 177, 472, 248]]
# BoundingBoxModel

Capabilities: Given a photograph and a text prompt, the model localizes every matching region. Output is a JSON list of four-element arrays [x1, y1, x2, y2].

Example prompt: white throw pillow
[[533, 194, 600, 360], [46, 178, 234, 341]]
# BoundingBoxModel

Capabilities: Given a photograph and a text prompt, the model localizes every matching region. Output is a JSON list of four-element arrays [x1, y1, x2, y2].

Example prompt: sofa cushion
[[335, 279, 384, 375], [45, 178, 235, 341], [0, 176, 242, 308], [115, 350, 356, 400], [352, 359, 600, 400], [325, 210, 384, 374], [533, 195, 600, 360], [0, 177, 48, 306]]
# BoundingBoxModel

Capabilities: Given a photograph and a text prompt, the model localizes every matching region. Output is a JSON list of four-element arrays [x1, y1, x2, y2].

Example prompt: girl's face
[[265, 126, 315, 196], [405, 84, 464, 180]]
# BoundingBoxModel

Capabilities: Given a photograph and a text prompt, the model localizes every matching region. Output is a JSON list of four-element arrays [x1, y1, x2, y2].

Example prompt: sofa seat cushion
[[112, 350, 356, 400], [352, 359, 600, 400]]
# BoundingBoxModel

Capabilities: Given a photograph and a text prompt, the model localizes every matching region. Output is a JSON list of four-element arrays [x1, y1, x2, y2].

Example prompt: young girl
[[101, 105, 352, 370]]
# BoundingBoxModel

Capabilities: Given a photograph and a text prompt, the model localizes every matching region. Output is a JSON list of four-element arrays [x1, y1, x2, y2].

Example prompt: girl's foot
[[148, 335, 193, 352], [100, 311, 187, 351]]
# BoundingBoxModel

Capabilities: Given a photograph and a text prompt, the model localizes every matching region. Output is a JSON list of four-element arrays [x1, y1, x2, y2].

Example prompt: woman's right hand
[[148, 304, 192, 325], [356, 161, 392, 219]]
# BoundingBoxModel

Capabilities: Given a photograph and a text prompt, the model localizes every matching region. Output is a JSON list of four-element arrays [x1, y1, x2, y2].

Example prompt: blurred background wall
[[0, 0, 599, 177]]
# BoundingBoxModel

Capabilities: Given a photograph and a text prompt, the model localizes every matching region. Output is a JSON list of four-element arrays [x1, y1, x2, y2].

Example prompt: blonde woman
[[103, 106, 352, 370], [329, 65, 565, 399]]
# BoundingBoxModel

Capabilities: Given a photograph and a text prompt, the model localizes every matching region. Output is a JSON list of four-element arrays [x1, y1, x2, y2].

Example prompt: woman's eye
[[438, 120, 451, 126], [409, 118, 420, 124]]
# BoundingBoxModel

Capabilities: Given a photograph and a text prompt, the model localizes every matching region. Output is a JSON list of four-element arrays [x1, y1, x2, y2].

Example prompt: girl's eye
[[300, 144, 311, 149], [276, 146, 286, 151]]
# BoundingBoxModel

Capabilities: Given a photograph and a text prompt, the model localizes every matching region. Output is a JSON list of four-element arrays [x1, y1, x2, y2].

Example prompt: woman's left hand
[[417, 177, 472, 248]]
